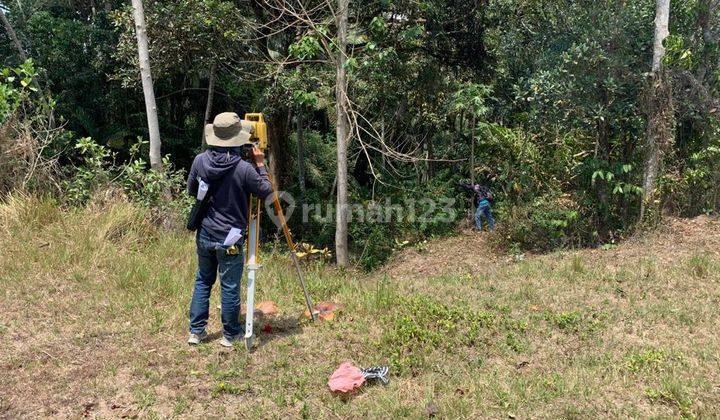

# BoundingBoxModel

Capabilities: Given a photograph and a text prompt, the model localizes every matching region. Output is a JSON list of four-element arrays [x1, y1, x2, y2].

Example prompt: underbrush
[[62, 136, 192, 227], [2, 61, 192, 230], [492, 194, 591, 252]]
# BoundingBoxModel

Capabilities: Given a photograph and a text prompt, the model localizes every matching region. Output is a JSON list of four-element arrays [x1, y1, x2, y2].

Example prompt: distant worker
[[460, 181, 495, 231], [186, 112, 273, 347]]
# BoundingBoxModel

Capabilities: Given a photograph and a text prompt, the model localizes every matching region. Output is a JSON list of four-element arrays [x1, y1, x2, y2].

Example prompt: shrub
[[666, 127, 720, 216], [62, 137, 191, 225], [493, 193, 590, 252], [0, 60, 63, 194]]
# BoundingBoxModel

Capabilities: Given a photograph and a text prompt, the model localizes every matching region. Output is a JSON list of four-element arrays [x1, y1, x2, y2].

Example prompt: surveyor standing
[[460, 181, 495, 231], [186, 112, 273, 347]]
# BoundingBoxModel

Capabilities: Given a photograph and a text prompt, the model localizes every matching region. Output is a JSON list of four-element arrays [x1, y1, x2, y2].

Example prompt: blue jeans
[[475, 200, 495, 231], [189, 228, 244, 338]]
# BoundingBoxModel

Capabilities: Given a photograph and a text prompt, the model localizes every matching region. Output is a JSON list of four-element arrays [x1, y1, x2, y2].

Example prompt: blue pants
[[475, 200, 495, 231], [189, 228, 244, 338]]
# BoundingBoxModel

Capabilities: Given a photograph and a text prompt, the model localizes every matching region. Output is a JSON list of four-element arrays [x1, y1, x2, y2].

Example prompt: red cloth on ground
[[328, 362, 365, 393]]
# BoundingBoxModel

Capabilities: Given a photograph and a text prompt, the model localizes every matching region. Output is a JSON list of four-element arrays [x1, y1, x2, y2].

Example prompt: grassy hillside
[[1, 195, 719, 418]]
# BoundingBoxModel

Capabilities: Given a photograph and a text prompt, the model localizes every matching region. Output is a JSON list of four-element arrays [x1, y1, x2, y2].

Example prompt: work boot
[[187, 331, 208, 345], [219, 333, 243, 348]]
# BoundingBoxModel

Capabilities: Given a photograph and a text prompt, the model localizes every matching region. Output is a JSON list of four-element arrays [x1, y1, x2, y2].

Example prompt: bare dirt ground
[[378, 227, 501, 279]]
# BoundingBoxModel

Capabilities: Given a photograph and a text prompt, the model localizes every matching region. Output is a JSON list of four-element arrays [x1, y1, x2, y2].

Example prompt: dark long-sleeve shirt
[[460, 183, 492, 205], [187, 149, 273, 242]]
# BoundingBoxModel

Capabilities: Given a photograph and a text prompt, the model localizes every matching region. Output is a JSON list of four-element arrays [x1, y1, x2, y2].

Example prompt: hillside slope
[[1, 196, 719, 418], [382, 216, 720, 279]]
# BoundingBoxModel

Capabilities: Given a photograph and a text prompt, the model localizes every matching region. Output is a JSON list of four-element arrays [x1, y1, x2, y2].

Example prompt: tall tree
[[697, 0, 719, 83], [131, 0, 163, 171], [296, 111, 306, 203], [651, 0, 670, 73], [203, 63, 216, 126], [470, 113, 476, 216], [640, 0, 672, 221], [0, 7, 27, 61], [335, 0, 350, 266], [202, 62, 216, 147]]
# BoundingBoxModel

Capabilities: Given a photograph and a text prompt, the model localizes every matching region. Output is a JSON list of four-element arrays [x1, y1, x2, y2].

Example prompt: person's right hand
[[251, 146, 265, 167]]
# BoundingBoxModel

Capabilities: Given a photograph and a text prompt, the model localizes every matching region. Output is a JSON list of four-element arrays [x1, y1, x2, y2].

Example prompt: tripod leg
[[267, 191, 318, 321], [289, 249, 317, 321], [244, 268, 256, 351], [244, 199, 261, 351], [264, 171, 319, 322]]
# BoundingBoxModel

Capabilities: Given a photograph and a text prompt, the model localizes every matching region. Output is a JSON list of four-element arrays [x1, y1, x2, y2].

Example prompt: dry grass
[[0, 118, 62, 195], [1, 194, 719, 418]]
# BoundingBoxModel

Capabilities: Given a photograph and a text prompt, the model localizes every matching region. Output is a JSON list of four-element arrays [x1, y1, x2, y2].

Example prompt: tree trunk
[[640, 0, 672, 222], [296, 111, 307, 202], [469, 116, 475, 185], [202, 63, 216, 147], [470, 114, 476, 217], [203, 63, 216, 125], [427, 133, 435, 179], [697, 0, 718, 81], [334, 0, 350, 267], [131, 0, 163, 172], [269, 109, 293, 189], [380, 113, 386, 172], [0, 9, 27, 61], [651, 0, 670, 74], [420, 135, 428, 183]]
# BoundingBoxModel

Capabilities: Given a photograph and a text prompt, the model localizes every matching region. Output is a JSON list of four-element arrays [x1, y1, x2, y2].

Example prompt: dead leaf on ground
[[81, 401, 97, 417], [515, 361, 529, 369], [304, 301, 343, 321], [255, 300, 278, 316]]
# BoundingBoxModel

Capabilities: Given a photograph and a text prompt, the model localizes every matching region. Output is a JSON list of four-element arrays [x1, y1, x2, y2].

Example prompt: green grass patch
[[378, 293, 533, 373], [625, 347, 684, 373], [645, 378, 694, 417], [212, 381, 250, 397]]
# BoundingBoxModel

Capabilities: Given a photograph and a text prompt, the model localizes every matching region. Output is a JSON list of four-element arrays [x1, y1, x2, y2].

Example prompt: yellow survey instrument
[[243, 113, 268, 150]]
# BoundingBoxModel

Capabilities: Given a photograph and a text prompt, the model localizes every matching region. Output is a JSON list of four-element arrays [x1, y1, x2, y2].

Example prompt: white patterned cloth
[[360, 366, 389, 385]]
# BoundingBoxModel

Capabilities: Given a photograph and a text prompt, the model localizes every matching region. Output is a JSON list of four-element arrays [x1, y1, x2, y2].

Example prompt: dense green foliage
[[1, 0, 718, 267]]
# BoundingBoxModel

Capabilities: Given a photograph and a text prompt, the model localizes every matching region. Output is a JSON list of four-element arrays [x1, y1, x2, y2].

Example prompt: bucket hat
[[204, 112, 253, 147]]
